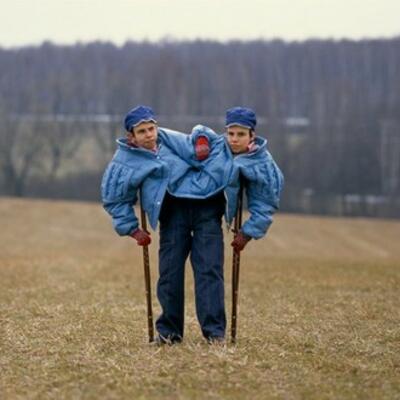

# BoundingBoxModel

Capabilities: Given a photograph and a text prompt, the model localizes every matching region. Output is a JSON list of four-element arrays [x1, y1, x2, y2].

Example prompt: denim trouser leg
[[156, 205, 191, 340], [156, 193, 226, 341], [190, 207, 226, 339]]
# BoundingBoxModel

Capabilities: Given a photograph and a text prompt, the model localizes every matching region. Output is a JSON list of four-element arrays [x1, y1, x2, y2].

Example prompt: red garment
[[131, 228, 151, 246], [195, 136, 210, 161], [231, 231, 251, 253]]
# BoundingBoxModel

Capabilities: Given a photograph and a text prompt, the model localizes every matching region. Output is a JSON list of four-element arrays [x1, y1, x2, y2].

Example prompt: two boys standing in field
[[101, 105, 283, 345]]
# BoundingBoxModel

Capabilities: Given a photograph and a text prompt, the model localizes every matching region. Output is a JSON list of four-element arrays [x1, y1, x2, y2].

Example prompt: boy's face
[[226, 125, 254, 154], [127, 121, 158, 150]]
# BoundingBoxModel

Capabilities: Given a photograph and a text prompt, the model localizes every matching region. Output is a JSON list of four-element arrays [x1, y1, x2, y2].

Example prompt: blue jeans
[[156, 192, 226, 341]]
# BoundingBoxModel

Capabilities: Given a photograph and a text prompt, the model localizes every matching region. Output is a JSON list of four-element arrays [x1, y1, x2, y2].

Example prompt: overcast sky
[[1, 0, 399, 48]]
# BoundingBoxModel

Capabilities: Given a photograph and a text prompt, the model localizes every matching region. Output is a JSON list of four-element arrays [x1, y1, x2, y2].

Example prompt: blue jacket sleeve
[[158, 128, 194, 161], [190, 124, 220, 142], [101, 161, 139, 236], [241, 154, 284, 239], [188, 125, 225, 169], [160, 125, 222, 167]]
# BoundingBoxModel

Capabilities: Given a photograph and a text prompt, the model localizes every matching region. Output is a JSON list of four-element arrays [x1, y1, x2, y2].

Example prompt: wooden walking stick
[[231, 180, 244, 343], [139, 191, 154, 343]]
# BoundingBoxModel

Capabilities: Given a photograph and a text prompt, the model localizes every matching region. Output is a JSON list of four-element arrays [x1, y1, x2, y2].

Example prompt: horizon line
[[2, 34, 400, 50]]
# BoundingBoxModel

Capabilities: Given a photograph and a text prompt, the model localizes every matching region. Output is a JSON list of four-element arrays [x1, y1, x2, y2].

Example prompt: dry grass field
[[1, 197, 400, 400]]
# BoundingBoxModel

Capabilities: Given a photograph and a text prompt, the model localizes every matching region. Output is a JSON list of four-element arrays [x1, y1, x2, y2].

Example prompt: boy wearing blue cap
[[102, 106, 231, 344], [225, 106, 283, 252], [192, 107, 283, 252]]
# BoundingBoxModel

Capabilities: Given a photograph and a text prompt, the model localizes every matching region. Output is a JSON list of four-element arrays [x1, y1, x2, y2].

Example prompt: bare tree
[[41, 119, 86, 182], [0, 110, 47, 196]]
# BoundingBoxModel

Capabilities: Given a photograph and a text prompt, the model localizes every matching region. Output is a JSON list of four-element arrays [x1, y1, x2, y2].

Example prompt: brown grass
[[1, 197, 400, 400]]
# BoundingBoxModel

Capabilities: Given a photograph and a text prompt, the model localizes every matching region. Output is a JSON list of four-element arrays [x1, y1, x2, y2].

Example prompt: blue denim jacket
[[101, 128, 231, 235], [191, 125, 284, 239], [225, 137, 284, 239]]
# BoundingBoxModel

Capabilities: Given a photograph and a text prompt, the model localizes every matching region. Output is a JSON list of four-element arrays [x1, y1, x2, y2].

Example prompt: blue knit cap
[[124, 105, 157, 132], [225, 106, 257, 130]]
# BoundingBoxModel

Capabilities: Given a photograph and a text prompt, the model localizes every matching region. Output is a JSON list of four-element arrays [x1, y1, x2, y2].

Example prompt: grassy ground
[[1, 197, 400, 400]]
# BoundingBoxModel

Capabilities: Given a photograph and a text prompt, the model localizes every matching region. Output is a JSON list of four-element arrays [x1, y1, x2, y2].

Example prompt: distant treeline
[[0, 39, 399, 217], [1, 38, 400, 117]]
